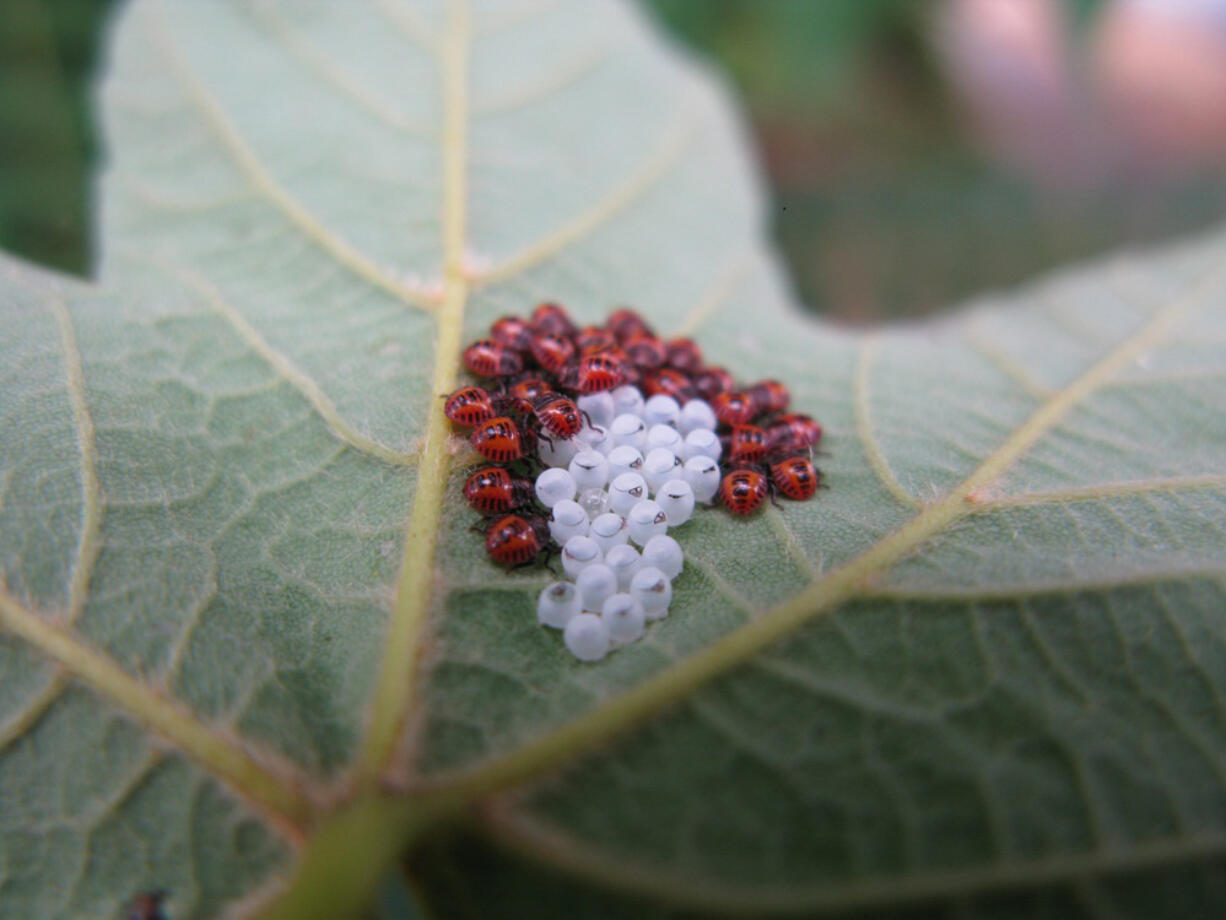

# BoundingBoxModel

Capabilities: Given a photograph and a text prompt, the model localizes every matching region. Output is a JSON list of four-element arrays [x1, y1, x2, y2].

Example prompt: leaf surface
[[0, 1, 1224, 918]]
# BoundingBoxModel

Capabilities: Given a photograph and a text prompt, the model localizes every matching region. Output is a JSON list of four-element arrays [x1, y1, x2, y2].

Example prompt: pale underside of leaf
[[1, 0, 1225, 917]]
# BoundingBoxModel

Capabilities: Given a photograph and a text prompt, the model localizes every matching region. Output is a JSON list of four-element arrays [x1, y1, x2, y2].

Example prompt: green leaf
[[1, 1, 1224, 918]]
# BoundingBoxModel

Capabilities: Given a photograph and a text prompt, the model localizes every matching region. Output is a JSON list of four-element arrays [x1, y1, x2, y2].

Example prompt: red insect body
[[490, 315, 534, 351], [607, 308, 653, 342], [747, 379, 790, 416], [463, 340, 524, 377], [571, 354, 625, 393], [443, 386, 495, 426], [508, 376, 553, 415], [127, 892, 168, 920], [642, 368, 696, 403], [623, 334, 667, 370], [471, 416, 524, 462], [692, 366, 735, 401], [728, 424, 769, 464], [485, 514, 548, 566], [664, 338, 703, 374], [531, 302, 577, 337], [719, 469, 768, 516], [767, 413, 823, 453], [531, 393, 584, 439], [770, 457, 820, 501], [576, 326, 617, 355], [712, 391, 759, 426], [529, 333, 576, 374], [463, 467, 535, 513]]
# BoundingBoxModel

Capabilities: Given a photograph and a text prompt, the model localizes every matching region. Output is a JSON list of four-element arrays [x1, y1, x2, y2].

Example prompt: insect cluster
[[445, 303, 824, 662]]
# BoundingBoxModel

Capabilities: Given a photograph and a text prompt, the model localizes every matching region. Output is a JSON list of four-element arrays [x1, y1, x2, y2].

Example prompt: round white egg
[[589, 512, 630, 553], [561, 535, 603, 579], [681, 428, 722, 462], [610, 385, 645, 418], [576, 563, 618, 611], [564, 612, 610, 662], [678, 398, 718, 434], [627, 499, 669, 546], [643, 394, 681, 428], [643, 447, 682, 492], [537, 582, 581, 629], [576, 423, 612, 455], [682, 455, 721, 503], [606, 445, 645, 481], [608, 472, 649, 515], [603, 543, 643, 588], [569, 449, 610, 491], [601, 594, 645, 644], [630, 566, 673, 620], [609, 413, 647, 452], [655, 478, 695, 526], [646, 424, 684, 454], [642, 534, 684, 580], [534, 467, 577, 509], [576, 392, 616, 430], [538, 435, 578, 469], [548, 499, 589, 543]]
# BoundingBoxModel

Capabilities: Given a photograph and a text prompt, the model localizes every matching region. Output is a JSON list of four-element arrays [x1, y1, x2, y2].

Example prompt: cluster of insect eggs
[[444, 304, 825, 661]]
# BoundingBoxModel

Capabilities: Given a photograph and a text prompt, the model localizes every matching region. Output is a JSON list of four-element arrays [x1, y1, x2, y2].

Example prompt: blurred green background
[[3, 0, 1226, 322]]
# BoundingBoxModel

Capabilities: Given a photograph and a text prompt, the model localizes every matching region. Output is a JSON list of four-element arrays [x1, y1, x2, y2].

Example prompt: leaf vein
[[471, 104, 702, 288], [854, 336, 922, 509], [150, 255, 421, 467], [150, 2, 440, 312]]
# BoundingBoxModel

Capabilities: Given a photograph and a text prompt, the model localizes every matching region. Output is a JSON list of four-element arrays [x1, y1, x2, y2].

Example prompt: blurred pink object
[[1093, 0, 1226, 165], [932, 0, 1100, 187], [933, 0, 1226, 184]]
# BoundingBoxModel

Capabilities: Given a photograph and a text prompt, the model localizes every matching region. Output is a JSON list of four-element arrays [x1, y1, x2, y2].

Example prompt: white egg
[[589, 512, 630, 553], [643, 394, 681, 428], [610, 385, 645, 418], [569, 449, 610, 491], [655, 478, 695, 526], [681, 428, 722, 462], [603, 543, 643, 588], [630, 566, 673, 620], [534, 467, 577, 508], [609, 413, 647, 452], [601, 594, 645, 645], [575, 423, 612, 455], [606, 445, 645, 481], [537, 582, 581, 629], [627, 499, 669, 546], [576, 392, 616, 430], [643, 447, 682, 492], [577, 487, 611, 520], [576, 563, 618, 611], [564, 612, 610, 662], [562, 535, 603, 579], [678, 398, 718, 433], [682, 455, 721, 503], [609, 472, 649, 515], [548, 499, 589, 543], [538, 434, 579, 468], [646, 424, 684, 454], [642, 534, 684, 580]]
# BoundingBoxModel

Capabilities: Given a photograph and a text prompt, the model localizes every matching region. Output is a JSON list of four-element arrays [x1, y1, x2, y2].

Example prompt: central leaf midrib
[[355, 0, 471, 782]]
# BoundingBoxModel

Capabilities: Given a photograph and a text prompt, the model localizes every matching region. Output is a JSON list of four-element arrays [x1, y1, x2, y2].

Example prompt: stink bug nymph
[[485, 514, 552, 567], [719, 469, 768, 516], [471, 416, 525, 462], [463, 467, 536, 513]]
